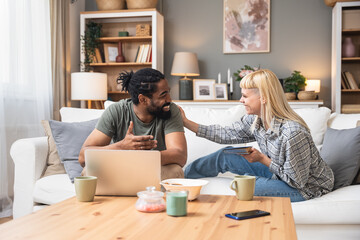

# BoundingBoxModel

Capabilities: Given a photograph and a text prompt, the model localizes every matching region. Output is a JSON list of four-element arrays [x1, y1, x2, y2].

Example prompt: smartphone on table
[[225, 210, 270, 220], [223, 146, 252, 155]]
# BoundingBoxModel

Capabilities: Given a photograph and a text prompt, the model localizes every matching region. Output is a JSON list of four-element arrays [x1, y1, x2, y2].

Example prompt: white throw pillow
[[104, 100, 116, 109], [60, 107, 104, 122], [328, 112, 360, 129], [294, 107, 331, 147]]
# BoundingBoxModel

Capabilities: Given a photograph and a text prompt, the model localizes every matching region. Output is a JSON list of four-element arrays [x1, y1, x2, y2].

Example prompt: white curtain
[[0, 0, 52, 217]]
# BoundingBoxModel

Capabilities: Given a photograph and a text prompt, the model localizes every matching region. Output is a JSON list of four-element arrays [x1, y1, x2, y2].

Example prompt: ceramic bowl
[[160, 178, 209, 201]]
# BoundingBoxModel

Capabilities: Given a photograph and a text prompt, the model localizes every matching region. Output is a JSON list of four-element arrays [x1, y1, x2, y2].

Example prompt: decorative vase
[[96, 0, 125, 11], [116, 42, 125, 63], [285, 92, 296, 100], [342, 37, 356, 58], [126, 0, 158, 9], [297, 91, 316, 100]]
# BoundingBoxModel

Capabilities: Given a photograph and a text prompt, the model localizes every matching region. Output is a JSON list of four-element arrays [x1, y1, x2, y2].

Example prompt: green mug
[[74, 176, 97, 202], [229, 175, 256, 201]]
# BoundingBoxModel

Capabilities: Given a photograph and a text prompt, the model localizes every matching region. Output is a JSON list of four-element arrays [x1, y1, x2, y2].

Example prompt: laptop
[[84, 149, 161, 196]]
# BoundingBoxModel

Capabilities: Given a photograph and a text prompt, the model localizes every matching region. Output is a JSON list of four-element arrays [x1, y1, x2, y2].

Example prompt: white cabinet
[[331, 2, 360, 113], [173, 100, 324, 110]]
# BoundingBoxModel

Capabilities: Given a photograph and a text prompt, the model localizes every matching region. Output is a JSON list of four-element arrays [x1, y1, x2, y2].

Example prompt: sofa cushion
[[49, 119, 98, 182], [291, 185, 360, 224], [200, 177, 235, 195], [328, 112, 360, 129], [33, 174, 75, 205], [60, 107, 104, 122], [320, 127, 360, 189], [41, 120, 66, 177], [294, 107, 331, 147]]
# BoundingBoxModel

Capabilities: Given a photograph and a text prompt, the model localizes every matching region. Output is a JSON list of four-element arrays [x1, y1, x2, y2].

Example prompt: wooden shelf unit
[[331, 2, 360, 113], [80, 9, 164, 107]]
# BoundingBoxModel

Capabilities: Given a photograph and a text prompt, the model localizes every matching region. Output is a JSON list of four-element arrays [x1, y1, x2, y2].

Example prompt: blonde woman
[[180, 69, 334, 202]]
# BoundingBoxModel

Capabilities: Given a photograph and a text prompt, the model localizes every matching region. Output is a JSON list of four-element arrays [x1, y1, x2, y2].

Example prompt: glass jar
[[136, 186, 166, 213]]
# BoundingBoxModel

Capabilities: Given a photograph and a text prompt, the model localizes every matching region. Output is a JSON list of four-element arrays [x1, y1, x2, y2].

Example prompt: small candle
[[218, 73, 221, 84], [227, 68, 230, 84], [230, 76, 233, 93], [166, 190, 188, 217]]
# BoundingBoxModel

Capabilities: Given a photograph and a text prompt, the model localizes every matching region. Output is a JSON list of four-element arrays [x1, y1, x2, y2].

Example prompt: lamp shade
[[305, 79, 321, 93], [171, 52, 200, 77], [71, 72, 108, 100]]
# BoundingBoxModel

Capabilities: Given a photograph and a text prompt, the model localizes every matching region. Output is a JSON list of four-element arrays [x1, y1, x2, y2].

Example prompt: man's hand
[[241, 148, 271, 167], [114, 121, 157, 150]]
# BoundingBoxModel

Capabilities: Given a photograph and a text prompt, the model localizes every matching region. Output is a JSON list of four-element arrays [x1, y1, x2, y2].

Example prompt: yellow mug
[[229, 175, 256, 201]]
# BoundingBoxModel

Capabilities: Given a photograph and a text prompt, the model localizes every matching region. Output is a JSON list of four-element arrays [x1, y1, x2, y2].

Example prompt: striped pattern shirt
[[197, 114, 334, 200]]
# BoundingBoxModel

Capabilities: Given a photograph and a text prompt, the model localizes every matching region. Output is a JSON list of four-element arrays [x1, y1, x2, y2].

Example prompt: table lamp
[[171, 52, 200, 100], [71, 72, 108, 109], [305, 79, 321, 99]]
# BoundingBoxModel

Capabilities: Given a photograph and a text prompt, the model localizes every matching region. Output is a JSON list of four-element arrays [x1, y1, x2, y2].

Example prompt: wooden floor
[[0, 216, 12, 224]]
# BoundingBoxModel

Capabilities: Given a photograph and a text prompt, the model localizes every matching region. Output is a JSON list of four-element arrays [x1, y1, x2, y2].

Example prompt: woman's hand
[[177, 106, 187, 123], [177, 106, 199, 133], [241, 148, 271, 167]]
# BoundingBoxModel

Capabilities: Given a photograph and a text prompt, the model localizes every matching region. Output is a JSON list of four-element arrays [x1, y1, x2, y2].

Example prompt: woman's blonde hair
[[240, 69, 309, 130]]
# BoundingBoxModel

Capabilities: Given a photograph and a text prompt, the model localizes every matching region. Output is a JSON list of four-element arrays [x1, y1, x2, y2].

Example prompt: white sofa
[[11, 102, 360, 240]]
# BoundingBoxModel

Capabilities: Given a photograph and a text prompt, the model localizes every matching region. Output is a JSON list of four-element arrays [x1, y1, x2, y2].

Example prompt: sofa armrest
[[10, 137, 48, 219]]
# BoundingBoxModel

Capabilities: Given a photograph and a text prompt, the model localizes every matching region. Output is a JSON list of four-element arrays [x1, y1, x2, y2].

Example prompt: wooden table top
[[0, 195, 297, 240]]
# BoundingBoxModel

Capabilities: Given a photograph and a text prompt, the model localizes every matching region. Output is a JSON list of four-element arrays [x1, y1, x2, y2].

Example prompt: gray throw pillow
[[49, 119, 98, 183], [320, 127, 360, 190]]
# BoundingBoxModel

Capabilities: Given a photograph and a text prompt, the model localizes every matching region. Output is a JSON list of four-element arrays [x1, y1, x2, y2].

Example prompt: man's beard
[[147, 101, 171, 120]]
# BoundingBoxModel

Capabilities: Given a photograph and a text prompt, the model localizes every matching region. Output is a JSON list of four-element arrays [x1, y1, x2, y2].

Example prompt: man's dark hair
[[117, 68, 165, 104]]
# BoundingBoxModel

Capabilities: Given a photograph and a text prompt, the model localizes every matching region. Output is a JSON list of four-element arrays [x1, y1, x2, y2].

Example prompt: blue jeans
[[185, 147, 305, 202]]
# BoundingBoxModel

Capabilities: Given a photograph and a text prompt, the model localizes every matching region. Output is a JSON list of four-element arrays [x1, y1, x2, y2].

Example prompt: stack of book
[[134, 44, 152, 63], [341, 71, 359, 89]]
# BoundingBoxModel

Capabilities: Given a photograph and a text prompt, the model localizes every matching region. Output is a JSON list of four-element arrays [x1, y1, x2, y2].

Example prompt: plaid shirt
[[197, 114, 334, 200]]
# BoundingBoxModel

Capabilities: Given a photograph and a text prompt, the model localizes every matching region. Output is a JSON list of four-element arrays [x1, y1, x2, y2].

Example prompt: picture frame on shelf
[[214, 83, 228, 100], [193, 79, 216, 100], [223, 0, 270, 54], [104, 43, 118, 62]]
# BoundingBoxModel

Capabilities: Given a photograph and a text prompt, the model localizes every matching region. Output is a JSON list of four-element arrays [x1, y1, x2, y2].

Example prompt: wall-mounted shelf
[[98, 36, 152, 42], [90, 62, 152, 66]]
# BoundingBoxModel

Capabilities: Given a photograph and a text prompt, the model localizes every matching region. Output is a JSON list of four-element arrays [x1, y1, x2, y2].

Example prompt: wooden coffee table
[[0, 195, 297, 240]]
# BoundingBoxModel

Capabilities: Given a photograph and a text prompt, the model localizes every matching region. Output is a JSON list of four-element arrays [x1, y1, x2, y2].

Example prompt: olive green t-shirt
[[96, 99, 184, 151]]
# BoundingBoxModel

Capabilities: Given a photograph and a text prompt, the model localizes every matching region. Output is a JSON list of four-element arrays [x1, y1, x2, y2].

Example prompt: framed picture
[[214, 83, 228, 100], [193, 79, 216, 100], [223, 0, 270, 54], [103, 43, 118, 62]]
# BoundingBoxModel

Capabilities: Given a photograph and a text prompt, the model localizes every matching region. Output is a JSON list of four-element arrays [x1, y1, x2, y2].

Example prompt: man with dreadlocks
[[79, 68, 187, 179]]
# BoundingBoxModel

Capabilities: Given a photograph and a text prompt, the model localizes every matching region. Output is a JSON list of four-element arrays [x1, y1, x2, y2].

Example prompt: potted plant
[[81, 21, 102, 72], [283, 70, 306, 100]]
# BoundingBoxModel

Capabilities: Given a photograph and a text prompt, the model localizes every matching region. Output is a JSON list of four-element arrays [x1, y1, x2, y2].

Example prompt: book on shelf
[[135, 44, 151, 63], [146, 45, 152, 62], [136, 44, 144, 63], [344, 71, 359, 89], [341, 71, 351, 89], [95, 48, 103, 63], [341, 104, 360, 113], [134, 46, 140, 62]]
